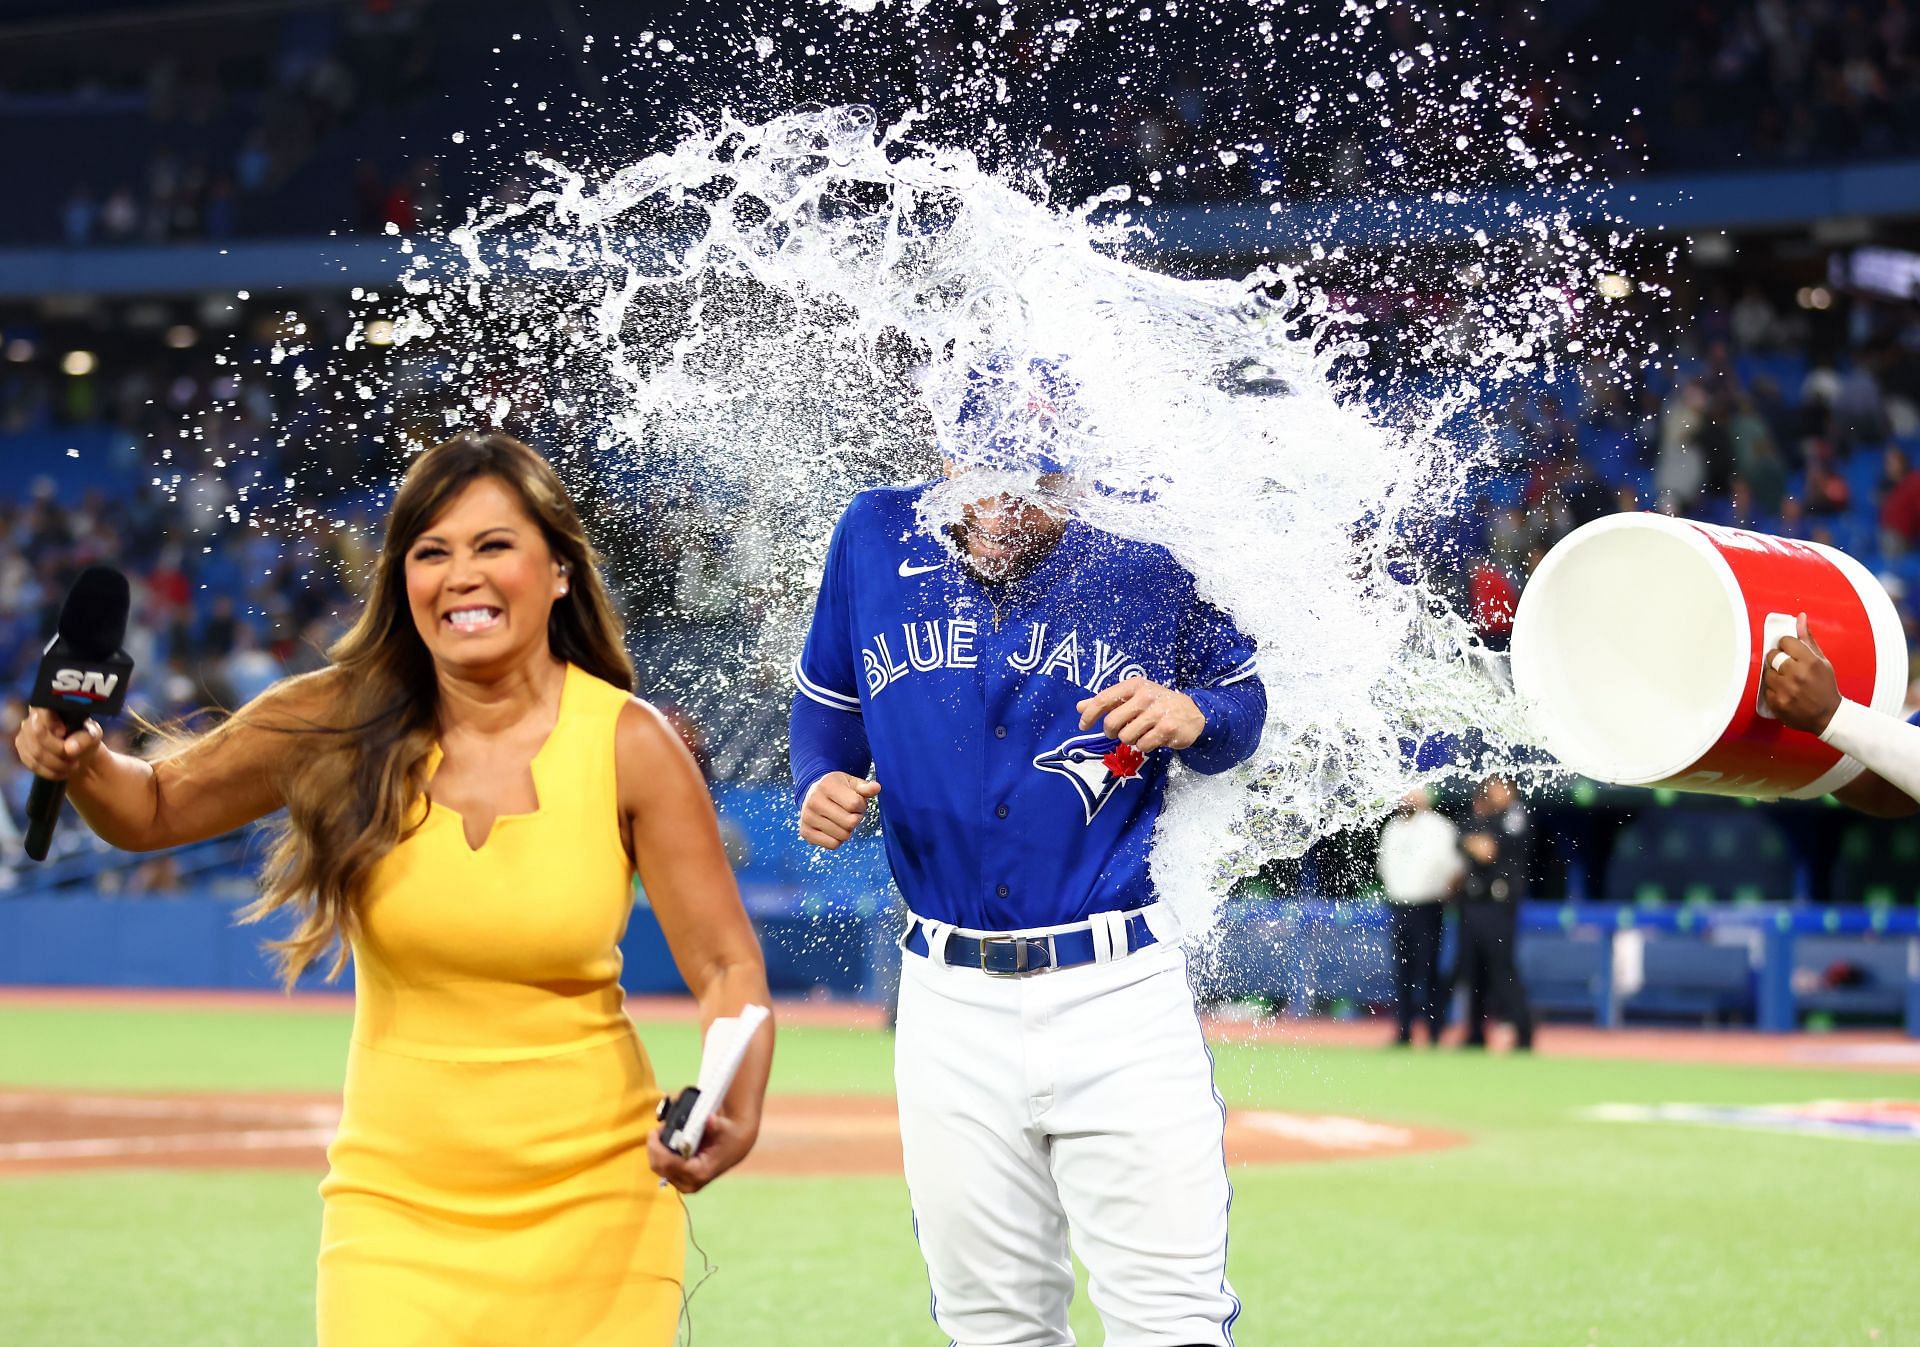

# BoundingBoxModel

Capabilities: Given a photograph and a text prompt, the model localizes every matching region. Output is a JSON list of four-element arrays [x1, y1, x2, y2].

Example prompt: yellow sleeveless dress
[[316, 663, 685, 1346]]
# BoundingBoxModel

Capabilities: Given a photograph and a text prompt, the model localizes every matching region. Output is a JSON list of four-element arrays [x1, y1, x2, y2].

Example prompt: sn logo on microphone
[[51, 668, 120, 701]]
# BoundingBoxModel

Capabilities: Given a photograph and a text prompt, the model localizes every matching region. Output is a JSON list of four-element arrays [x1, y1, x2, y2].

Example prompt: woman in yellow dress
[[13, 432, 774, 1346]]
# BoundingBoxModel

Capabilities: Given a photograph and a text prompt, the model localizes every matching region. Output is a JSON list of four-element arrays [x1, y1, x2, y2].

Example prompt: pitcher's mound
[[742, 1096, 1463, 1175], [0, 1090, 1463, 1177]]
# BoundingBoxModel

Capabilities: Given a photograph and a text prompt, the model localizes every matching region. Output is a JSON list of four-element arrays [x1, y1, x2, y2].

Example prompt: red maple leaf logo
[[1103, 743, 1145, 779]]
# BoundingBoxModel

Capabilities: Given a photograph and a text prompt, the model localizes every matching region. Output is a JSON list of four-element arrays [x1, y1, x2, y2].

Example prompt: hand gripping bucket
[[1510, 513, 1907, 798]]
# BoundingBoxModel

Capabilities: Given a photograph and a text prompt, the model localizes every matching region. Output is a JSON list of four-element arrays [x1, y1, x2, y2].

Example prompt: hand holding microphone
[[14, 709, 106, 781], [14, 566, 135, 861]]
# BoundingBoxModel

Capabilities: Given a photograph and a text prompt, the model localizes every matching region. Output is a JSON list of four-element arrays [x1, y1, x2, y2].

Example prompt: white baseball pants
[[895, 936, 1240, 1347]]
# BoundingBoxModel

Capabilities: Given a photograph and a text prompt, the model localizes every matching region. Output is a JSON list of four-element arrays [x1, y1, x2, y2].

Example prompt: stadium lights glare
[[61, 350, 97, 377], [164, 325, 198, 349], [3, 338, 32, 363], [1794, 286, 1834, 311], [364, 319, 396, 347], [1596, 272, 1633, 300]]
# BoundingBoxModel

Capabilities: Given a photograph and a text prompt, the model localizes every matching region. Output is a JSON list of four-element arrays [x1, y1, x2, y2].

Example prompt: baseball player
[[788, 360, 1266, 1347]]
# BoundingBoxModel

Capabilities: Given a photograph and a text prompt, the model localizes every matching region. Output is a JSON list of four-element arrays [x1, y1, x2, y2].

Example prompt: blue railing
[[2, 886, 1914, 1037], [1197, 899, 1920, 1035], [10, 832, 259, 896]]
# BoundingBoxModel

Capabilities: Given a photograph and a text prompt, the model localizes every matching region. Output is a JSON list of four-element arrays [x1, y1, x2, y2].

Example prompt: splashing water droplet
[[396, 105, 1552, 929], [227, 1, 1660, 936]]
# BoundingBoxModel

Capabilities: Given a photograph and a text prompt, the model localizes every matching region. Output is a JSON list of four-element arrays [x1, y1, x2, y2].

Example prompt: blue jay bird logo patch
[[1032, 733, 1148, 824]]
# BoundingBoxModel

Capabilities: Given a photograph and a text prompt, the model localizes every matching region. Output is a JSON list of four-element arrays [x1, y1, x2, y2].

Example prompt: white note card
[[670, 1003, 770, 1157]]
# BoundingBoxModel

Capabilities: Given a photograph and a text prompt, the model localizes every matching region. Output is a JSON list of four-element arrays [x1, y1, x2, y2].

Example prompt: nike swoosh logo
[[898, 559, 946, 577]]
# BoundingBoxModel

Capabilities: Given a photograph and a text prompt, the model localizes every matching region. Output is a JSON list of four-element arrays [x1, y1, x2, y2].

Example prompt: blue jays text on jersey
[[789, 483, 1267, 931]]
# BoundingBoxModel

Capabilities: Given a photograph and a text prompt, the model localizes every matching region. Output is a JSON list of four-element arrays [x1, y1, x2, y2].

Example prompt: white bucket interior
[[1512, 518, 1747, 784]]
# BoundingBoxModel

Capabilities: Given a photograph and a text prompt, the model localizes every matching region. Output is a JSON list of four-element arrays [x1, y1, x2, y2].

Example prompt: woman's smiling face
[[404, 475, 568, 674]]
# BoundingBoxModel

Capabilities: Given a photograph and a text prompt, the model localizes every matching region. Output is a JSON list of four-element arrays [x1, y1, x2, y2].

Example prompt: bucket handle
[[1753, 611, 1797, 721]]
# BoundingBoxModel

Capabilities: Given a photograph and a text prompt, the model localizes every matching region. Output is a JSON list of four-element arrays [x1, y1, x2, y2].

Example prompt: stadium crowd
[[3, 0, 1919, 921], [8, 0, 1920, 246], [0, 252, 1915, 894], [1457, 284, 1920, 688]]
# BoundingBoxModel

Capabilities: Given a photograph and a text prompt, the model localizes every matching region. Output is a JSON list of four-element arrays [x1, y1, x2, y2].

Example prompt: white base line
[[0, 1128, 338, 1163]]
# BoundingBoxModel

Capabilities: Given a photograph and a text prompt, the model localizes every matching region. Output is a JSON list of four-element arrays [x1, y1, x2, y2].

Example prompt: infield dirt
[[0, 1087, 1463, 1177]]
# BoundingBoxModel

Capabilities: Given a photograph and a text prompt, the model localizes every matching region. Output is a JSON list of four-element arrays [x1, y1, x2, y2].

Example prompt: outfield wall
[[1, 889, 1915, 1036]]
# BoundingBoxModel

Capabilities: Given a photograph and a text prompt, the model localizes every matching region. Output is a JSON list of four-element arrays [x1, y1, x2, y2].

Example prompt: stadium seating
[[0, 427, 148, 499], [1602, 808, 1799, 907], [1830, 821, 1920, 907], [1621, 937, 1756, 1024], [1516, 933, 1608, 1018], [1791, 934, 1914, 1022]]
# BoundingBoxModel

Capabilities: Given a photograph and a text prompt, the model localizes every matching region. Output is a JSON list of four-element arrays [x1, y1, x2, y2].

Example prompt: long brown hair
[[241, 433, 632, 986]]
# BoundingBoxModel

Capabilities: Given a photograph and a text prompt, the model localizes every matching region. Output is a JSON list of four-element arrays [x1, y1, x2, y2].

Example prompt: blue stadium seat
[[1484, 472, 1529, 510], [1603, 808, 1797, 907], [0, 427, 146, 499], [1623, 938, 1754, 1023], [1792, 934, 1911, 1021], [1733, 353, 1809, 398], [1195, 904, 1391, 1011], [1517, 932, 1605, 1017], [1582, 428, 1639, 486], [1830, 821, 1920, 906], [709, 782, 811, 886], [1843, 453, 1885, 504], [708, 782, 892, 917]]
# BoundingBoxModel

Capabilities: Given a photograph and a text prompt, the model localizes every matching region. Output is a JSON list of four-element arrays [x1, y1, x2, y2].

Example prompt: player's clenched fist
[[1075, 676, 1206, 752], [13, 707, 103, 782], [799, 771, 881, 849]]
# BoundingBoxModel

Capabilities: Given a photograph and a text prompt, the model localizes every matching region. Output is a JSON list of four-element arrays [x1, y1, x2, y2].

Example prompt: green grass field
[[0, 1003, 1914, 1347]]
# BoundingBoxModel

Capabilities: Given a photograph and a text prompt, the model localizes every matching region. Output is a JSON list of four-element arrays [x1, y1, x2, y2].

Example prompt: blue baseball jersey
[[792, 483, 1266, 930]]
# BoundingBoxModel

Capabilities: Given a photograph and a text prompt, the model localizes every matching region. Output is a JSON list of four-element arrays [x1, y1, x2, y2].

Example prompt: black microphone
[[23, 566, 134, 862]]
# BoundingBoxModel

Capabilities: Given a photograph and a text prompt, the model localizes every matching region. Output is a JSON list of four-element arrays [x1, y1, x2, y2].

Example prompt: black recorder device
[[656, 1087, 704, 1159], [24, 566, 136, 862]]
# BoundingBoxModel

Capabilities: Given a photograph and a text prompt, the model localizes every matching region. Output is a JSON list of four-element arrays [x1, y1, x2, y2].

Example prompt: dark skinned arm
[[1765, 611, 1920, 817]]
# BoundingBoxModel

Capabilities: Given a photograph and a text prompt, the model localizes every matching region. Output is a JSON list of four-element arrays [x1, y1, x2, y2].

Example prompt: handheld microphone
[[24, 566, 134, 862]]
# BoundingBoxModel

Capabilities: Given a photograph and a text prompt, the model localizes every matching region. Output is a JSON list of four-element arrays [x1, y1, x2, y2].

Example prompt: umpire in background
[[1456, 775, 1537, 1051], [1376, 788, 1461, 1046]]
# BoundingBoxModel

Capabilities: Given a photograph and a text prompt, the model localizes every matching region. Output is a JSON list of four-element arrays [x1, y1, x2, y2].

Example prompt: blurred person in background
[[1656, 380, 1712, 511], [1456, 775, 1536, 1052], [1802, 448, 1852, 516], [1467, 555, 1519, 650], [1376, 787, 1462, 1047], [1879, 450, 1920, 557], [221, 624, 283, 706]]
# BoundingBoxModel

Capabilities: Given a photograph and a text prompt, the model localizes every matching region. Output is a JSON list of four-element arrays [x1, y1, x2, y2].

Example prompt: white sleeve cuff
[[1817, 697, 1874, 749], [1818, 697, 1920, 803]]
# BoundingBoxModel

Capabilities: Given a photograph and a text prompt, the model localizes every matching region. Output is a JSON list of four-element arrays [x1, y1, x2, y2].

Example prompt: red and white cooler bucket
[[1510, 512, 1907, 799]]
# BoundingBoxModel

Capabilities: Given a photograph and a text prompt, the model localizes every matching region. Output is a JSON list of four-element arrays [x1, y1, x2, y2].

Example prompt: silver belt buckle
[[978, 934, 1056, 978], [978, 935, 1025, 977]]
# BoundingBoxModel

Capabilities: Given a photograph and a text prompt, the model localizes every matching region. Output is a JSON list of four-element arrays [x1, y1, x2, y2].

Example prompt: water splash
[[172, 5, 1662, 935], [387, 102, 1555, 931]]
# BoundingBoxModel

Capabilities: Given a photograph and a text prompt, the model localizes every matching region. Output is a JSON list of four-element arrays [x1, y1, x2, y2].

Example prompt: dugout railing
[[3, 884, 1918, 1038]]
